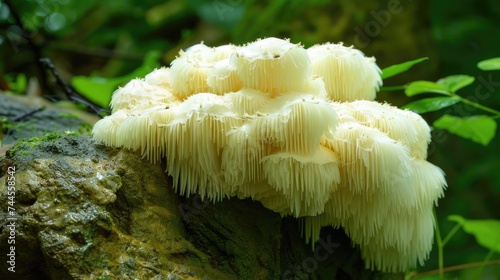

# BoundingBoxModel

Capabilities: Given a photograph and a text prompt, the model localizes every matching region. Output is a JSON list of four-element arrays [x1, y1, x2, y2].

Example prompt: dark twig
[[3, 1, 106, 116], [3, 0, 50, 94], [2, 106, 46, 144], [10, 106, 46, 122], [39, 58, 106, 115]]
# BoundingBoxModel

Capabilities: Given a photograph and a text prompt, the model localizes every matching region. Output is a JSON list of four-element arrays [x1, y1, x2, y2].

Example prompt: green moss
[[58, 113, 82, 119], [77, 123, 93, 136], [8, 132, 62, 157], [65, 131, 80, 137], [3, 118, 34, 134]]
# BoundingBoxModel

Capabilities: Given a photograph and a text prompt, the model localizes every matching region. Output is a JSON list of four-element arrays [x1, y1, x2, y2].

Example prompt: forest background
[[1, 0, 499, 279]]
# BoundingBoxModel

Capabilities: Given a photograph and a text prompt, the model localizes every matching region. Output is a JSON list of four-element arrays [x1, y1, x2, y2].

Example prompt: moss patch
[[7, 132, 63, 157]]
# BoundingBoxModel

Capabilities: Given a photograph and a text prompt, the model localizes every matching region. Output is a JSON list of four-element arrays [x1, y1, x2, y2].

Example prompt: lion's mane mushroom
[[92, 37, 446, 273], [230, 37, 311, 96], [307, 42, 382, 101]]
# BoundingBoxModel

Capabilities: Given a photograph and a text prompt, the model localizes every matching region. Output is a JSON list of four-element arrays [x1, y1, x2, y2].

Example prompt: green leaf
[[15, 73, 27, 93], [380, 57, 428, 79], [433, 114, 497, 145], [448, 215, 500, 253], [436, 75, 475, 92], [4, 73, 27, 94], [72, 51, 161, 109], [477, 57, 500, 71], [146, 2, 186, 26], [379, 85, 407, 92], [71, 77, 117, 109], [402, 96, 460, 113], [405, 81, 450, 96]]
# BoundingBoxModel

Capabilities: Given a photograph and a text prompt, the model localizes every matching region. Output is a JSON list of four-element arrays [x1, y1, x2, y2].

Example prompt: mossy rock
[[0, 93, 96, 145]]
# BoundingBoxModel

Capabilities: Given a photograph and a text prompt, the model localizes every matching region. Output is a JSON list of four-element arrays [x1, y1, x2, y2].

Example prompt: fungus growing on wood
[[92, 37, 446, 273]]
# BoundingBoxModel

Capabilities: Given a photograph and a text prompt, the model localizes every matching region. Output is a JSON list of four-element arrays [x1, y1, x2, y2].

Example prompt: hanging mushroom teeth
[[92, 37, 447, 273], [341, 100, 432, 159], [223, 88, 270, 116], [307, 42, 382, 101], [92, 109, 128, 147], [230, 37, 311, 96], [247, 92, 337, 155], [170, 43, 243, 99], [207, 59, 243, 94], [261, 145, 340, 217]]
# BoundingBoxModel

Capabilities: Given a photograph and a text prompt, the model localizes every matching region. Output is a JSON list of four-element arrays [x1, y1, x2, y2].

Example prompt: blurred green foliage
[[1, 0, 500, 278], [3, 72, 26, 93], [72, 51, 160, 108]]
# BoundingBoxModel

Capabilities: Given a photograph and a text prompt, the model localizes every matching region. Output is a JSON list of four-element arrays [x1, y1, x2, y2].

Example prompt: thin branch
[[10, 106, 46, 122], [380, 85, 407, 92], [411, 259, 500, 279], [39, 58, 106, 115], [3, 1, 106, 116], [457, 95, 500, 116], [433, 208, 444, 279], [442, 223, 462, 247], [3, 0, 50, 94]]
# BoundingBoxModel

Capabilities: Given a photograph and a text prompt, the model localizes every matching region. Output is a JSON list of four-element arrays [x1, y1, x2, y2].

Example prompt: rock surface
[[0, 93, 99, 145], [0, 135, 401, 279]]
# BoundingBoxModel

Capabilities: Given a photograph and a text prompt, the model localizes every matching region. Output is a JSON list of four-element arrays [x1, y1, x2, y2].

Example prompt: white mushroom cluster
[[92, 37, 446, 272]]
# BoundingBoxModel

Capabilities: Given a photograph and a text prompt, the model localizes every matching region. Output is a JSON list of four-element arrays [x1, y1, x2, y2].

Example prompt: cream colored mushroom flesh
[[92, 37, 446, 273]]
